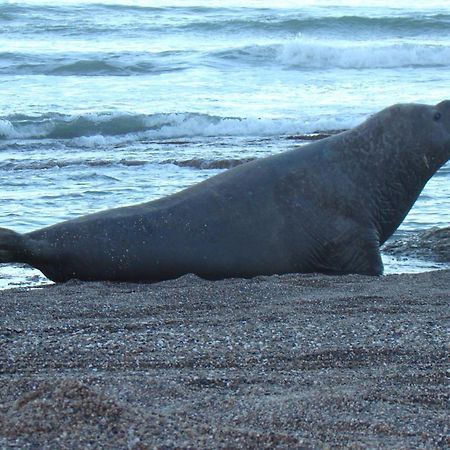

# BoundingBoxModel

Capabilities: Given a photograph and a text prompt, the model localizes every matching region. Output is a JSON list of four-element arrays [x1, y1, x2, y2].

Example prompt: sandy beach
[[1, 270, 448, 448]]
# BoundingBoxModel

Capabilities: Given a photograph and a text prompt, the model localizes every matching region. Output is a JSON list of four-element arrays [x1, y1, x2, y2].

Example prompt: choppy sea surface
[[1, 0, 449, 288]]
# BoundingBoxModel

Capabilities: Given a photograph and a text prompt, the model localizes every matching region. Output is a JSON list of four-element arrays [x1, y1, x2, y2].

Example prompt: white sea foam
[[0, 118, 55, 140], [0, 120, 18, 139], [0, 112, 362, 145], [74, 135, 108, 147], [278, 38, 450, 69]]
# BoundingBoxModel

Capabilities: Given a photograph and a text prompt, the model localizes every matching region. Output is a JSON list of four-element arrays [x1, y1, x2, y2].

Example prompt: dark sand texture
[[1, 270, 449, 449]]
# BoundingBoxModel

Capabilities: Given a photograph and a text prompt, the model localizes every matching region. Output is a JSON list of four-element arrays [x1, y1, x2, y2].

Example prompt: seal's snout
[[435, 101, 450, 136], [436, 101, 450, 157]]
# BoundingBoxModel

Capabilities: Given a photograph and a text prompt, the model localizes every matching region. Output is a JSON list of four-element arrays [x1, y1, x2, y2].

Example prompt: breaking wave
[[277, 39, 450, 69], [0, 112, 357, 144], [2, 40, 449, 76], [214, 39, 450, 69]]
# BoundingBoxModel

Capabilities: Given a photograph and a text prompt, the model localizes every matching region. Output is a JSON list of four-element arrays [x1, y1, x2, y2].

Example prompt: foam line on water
[[0, 112, 361, 144]]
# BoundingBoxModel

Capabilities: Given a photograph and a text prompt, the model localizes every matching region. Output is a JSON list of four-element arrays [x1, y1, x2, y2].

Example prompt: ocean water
[[1, 0, 449, 288]]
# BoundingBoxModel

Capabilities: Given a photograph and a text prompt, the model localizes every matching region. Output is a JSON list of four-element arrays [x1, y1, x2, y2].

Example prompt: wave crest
[[277, 38, 450, 69], [0, 112, 357, 143], [3, 39, 449, 76], [0, 51, 191, 76]]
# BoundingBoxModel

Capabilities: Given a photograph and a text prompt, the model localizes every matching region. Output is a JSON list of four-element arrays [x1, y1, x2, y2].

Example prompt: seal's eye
[[434, 112, 441, 121]]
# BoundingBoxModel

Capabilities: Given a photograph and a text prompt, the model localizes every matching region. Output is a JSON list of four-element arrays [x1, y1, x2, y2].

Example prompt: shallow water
[[1, 0, 449, 287]]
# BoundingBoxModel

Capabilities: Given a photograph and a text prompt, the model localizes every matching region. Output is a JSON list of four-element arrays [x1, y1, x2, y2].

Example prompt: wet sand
[[1, 270, 449, 449]]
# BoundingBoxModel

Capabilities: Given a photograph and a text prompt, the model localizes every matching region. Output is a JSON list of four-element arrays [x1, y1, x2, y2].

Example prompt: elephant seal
[[1, 101, 449, 282]]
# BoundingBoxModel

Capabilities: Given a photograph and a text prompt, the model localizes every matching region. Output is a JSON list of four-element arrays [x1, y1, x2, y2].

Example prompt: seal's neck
[[374, 154, 434, 245], [335, 126, 443, 245]]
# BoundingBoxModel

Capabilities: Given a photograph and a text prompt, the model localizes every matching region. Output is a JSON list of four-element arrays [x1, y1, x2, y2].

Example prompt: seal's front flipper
[[318, 229, 383, 276], [0, 227, 29, 263], [339, 238, 384, 276]]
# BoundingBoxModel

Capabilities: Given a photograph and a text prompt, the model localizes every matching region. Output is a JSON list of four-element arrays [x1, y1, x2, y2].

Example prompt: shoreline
[[2, 251, 449, 292], [2, 223, 450, 290], [1, 270, 448, 448]]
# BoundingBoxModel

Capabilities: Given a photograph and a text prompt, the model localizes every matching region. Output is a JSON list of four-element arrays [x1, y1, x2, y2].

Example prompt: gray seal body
[[1, 101, 450, 282]]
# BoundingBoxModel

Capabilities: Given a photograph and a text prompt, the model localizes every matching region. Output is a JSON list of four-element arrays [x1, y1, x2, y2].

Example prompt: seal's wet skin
[[1, 102, 450, 282]]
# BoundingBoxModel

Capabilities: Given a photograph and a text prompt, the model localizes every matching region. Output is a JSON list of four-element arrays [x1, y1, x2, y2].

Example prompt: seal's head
[[387, 100, 450, 172], [347, 101, 450, 246], [357, 100, 450, 180], [430, 100, 450, 167]]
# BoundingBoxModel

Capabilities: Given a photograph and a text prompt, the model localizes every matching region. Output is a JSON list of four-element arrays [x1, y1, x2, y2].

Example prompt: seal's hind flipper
[[0, 227, 28, 263]]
